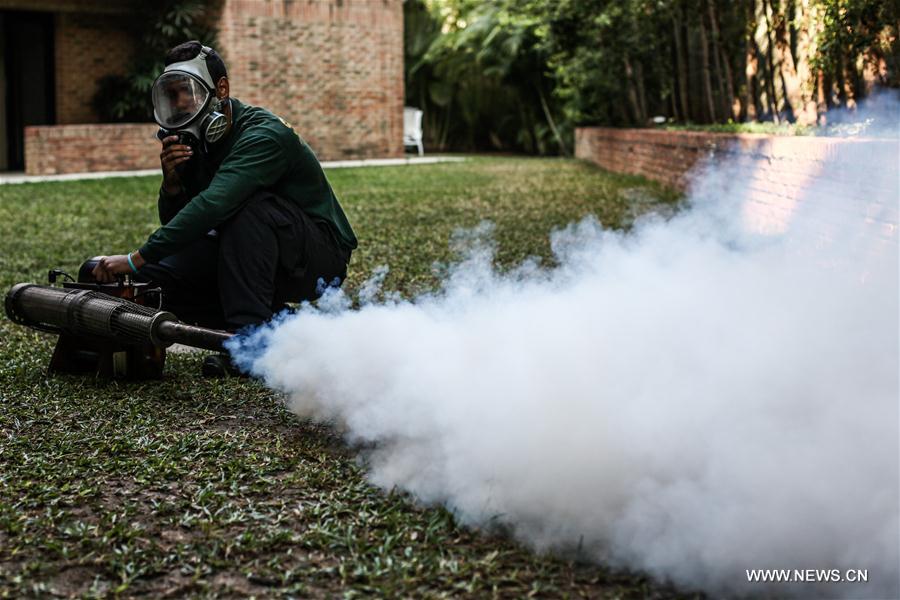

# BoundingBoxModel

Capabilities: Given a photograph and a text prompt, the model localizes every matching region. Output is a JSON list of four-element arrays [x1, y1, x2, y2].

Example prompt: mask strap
[[199, 46, 223, 93]]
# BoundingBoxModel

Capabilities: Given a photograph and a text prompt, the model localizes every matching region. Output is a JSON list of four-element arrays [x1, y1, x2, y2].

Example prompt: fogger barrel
[[5, 283, 232, 352]]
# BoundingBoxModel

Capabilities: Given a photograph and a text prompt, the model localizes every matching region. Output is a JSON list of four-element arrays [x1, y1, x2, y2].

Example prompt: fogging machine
[[4, 261, 232, 379]]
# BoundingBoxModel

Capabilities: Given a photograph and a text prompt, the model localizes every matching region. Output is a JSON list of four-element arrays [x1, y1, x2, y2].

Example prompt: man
[[92, 41, 357, 376]]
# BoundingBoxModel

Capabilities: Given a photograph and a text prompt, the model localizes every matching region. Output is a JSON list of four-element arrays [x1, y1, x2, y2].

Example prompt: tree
[[529, 0, 897, 127], [404, 0, 569, 154], [404, 0, 899, 151]]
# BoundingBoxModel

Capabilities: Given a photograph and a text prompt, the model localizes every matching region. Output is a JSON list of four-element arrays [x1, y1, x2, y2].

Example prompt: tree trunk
[[829, 3, 849, 108], [769, 5, 796, 123], [743, 58, 757, 122], [743, 0, 758, 121], [816, 68, 828, 122], [787, 1, 817, 124], [440, 97, 453, 150], [836, 53, 848, 107], [623, 53, 646, 124], [698, 12, 717, 122], [673, 7, 692, 121], [535, 83, 569, 157], [614, 100, 630, 125], [753, 34, 776, 120], [635, 59, 648, 121], [708, 0, 736, 120], [823, 70, 835, 109], [771, 1, 799, 122], [851, 57, 866, 102], [671, 86, 680, 121], [762, 0, 781, 123]]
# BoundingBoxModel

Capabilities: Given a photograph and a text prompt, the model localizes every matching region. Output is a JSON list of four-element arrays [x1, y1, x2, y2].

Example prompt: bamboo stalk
[[673, 5, 692, 121], [708, 0, 736, 119]]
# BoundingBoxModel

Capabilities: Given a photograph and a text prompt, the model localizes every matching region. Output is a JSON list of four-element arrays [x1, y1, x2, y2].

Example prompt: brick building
[[0, 0, 404, 174]]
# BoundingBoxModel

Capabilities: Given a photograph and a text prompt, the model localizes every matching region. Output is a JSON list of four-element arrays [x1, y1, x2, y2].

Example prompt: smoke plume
[[229, 98, 899, 598]]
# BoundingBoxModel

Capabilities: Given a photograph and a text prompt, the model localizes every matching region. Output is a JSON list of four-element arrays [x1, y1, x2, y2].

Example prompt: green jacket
[[139, 98, 357, 263]]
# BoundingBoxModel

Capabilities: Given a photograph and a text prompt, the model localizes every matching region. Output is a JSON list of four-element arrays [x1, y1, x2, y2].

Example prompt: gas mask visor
[[152, 72, 211, 130]]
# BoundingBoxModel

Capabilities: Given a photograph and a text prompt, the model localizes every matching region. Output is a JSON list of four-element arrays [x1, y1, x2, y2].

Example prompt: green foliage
[[814, 0, 900, 90], [404, 0, 569, 154], [93, 0, 219, 123], [529, 0, 744, 125], [530, 0, 661, 125], [441, 0, 899, 130]]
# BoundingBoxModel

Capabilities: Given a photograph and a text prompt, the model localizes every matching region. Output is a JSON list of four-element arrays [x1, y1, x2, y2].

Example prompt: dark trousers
[[138, 192, 350, 330]]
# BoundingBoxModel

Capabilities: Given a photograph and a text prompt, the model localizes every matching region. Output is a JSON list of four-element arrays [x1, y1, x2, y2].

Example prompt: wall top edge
[[575, 127, 897, 145]]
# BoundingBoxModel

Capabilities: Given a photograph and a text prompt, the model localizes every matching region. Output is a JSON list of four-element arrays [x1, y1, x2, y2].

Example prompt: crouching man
[[91, 41, 357, 376]]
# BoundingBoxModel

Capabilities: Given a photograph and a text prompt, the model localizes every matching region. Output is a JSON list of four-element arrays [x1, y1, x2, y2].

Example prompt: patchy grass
[[0, 157, 692, 598], [659, 121, 816, 136]]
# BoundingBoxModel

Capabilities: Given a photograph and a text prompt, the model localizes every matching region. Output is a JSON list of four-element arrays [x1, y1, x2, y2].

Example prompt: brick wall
[[575, 127, 898, 248], [576, 128, 735, 191], [25, 123, 158, 175], [0, 0, 137, 125], [217, 0, 404, 160], [54, 12, 136, 124]]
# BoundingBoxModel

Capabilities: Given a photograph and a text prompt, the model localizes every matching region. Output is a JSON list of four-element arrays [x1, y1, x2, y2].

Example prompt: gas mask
[[151, 45, 229, 152]]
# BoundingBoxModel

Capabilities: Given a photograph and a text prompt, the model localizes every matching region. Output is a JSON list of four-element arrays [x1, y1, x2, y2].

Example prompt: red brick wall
[[54, 12, 136, 124], [575, 127, 898, 245], [217, 0, 404, 160], [25, 123, 158, 175], [575, 128, 731, 191], [577, 127, 895, 193]]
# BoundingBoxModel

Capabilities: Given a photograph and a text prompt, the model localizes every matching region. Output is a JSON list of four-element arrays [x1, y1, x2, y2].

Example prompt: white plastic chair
[[403, 107, 424, 156]]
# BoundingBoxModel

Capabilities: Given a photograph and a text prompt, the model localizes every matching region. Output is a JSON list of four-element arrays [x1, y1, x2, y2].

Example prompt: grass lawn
[[0, 157, 688, 598]]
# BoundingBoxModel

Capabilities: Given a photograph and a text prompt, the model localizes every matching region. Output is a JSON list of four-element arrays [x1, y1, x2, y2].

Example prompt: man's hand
[[91, 252, 146, 283], [159, 135, 192, 194]]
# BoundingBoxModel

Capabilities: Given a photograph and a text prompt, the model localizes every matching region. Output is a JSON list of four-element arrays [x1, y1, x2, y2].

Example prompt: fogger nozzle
[[4, 283, 232, 352]]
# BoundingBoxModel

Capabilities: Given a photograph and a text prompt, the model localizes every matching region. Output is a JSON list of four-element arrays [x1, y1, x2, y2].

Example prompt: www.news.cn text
[[746, 569, 868, 584]]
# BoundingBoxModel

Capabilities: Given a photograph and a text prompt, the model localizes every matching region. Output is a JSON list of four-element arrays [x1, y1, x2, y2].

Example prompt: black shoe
[[201, 353, 249, 378]]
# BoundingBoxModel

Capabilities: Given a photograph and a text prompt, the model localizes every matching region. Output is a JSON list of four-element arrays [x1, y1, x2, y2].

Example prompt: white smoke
[[229, 96, 899, 598]]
